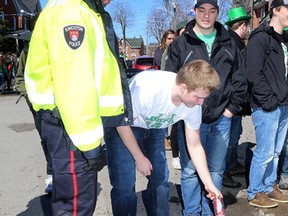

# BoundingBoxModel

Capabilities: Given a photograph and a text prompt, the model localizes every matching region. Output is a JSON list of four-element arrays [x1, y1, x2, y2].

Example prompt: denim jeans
[[247, 106, 288, 200], [225, 115, 242, 171], [279, 131, 288, 177], [104, 127, 169, 216], [178, 115, 231, 216]]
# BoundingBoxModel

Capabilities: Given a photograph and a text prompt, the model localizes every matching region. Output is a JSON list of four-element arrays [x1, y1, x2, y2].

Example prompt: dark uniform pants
[[39, 110, 98, 216]]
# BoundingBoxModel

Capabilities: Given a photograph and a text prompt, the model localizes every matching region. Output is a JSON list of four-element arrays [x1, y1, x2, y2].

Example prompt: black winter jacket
[[228, 29, 245, 51], [165, 20, 247, 124], [87, 0, 133, 127], [246, 22, 288, 111], [228, 29, 251, 116]]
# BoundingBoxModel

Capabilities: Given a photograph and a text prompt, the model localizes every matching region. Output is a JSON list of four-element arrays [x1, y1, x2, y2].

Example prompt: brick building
[[0, 0, 41, 31], [118, 37, 145, 60]]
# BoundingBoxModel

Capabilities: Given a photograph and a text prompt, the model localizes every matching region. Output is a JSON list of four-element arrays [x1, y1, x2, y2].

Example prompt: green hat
[[176, 21, 187, 31], [225, 7, 252, 26]]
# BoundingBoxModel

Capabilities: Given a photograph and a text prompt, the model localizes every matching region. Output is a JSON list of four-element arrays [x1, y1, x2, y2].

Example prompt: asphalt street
[[1, 94, 288, 216]]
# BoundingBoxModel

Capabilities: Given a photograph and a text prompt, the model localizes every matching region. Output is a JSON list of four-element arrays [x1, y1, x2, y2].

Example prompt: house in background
[[146, 42, 159, 57], [0, 0, 42, 52], [236, 0, 271, 29], [0, 0, 42, 32], [118, 37, 145, 60], [250, 0, 270, 29]]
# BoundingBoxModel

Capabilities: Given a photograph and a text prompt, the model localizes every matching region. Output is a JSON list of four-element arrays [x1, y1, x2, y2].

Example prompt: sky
[[39, 0, 161, 44]]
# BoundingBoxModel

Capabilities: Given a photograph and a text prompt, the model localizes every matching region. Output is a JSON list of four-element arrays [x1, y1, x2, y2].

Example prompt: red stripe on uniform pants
[[70, 151, 78, 216]]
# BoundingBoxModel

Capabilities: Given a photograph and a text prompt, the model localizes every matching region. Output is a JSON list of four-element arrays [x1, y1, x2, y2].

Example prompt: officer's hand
[[82, 146, 107, 172]]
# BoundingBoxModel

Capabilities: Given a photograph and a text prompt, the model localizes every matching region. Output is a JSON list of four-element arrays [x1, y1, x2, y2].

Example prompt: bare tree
[[147, 0, 193, 44], [147, 8, 169, 43], [218, 0, 233, 24], [175, 0, 194, 24], [112, 2, 134, 58], [160, 0, 194, 31], [162, 0, 173, 29]]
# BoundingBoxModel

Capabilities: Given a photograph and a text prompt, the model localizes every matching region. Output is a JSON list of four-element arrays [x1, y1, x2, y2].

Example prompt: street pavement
[[1, 94, 288, 216]]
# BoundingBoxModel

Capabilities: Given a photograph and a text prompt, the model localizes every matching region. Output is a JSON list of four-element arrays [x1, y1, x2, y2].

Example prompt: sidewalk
[[0, 94, 288, 215]]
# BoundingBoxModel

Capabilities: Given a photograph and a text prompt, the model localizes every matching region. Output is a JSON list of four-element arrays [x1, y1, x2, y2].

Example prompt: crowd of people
[[0, 52, 18, 95], [7, 0, 288, 215]]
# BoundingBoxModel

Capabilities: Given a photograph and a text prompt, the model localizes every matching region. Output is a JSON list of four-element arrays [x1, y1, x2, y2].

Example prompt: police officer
[[25, 0, 132, 215]]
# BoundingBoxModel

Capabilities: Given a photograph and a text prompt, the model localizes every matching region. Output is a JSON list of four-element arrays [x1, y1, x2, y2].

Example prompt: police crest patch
[[64, 25, 85, 50]]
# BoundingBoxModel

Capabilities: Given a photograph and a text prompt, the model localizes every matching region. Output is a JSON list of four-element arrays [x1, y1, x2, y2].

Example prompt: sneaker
[[164, 138, 171, 150], [230, 163, 246, 176], [45, 175, 53, 193], [279, 176, 288, 190], [222, 172, 241, 188], [268, 184, 288, 203], [249, 192, 278, 208], [172, 157, 181, 170]]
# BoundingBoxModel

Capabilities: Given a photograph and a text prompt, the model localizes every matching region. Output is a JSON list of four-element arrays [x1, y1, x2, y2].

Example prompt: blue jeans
[[279, 131, 288, 177], [225, 115, 242, 171], [178, 115, 231, 216], [104, 127, 169, 216], [247, 106, 288, 200]]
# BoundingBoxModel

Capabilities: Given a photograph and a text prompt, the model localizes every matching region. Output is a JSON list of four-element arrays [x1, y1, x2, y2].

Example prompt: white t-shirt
[[129, 70, 202, 130]]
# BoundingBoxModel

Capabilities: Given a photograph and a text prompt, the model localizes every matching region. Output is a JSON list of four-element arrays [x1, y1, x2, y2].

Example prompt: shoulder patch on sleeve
[[63, 25, 85, 50]]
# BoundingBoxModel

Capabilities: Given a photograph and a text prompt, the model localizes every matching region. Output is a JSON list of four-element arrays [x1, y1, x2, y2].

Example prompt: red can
[[213, 197, 225, 216]]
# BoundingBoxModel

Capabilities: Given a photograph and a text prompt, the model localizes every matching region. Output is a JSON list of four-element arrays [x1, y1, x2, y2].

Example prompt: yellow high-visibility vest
[[25, 0, 124, 151]]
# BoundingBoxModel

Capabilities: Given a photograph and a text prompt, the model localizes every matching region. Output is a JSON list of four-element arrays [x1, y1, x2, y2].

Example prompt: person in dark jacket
[[246, 0, 288, 209], [165, 0, 246, 214], [278, 28, 288, 190], [223, 6, 252, 189]]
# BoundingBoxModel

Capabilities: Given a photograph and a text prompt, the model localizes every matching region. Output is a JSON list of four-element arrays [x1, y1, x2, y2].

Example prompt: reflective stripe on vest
[[69, 124, 104, 151], [86, 5, 124, 116], [25, 73, 55, 110]]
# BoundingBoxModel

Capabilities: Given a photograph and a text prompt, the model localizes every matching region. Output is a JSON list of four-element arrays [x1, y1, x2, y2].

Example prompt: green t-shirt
[[196, 29, 217, 58]]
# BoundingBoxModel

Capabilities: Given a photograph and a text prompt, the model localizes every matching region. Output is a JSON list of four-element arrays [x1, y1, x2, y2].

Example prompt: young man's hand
[[116, 126, 153, 176], [135, 155, 153, 176], [204, 183, 223, 200], [223, 108, 233, 118]]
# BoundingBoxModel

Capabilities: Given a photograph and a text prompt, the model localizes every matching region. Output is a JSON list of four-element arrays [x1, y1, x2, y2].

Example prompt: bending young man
[[105, 60, 222, 216]]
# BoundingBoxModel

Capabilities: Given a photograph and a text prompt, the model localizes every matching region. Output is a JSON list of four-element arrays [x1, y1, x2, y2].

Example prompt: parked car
[[125, 68, 142, 79], [119, 56, 141, 79], [133, 56, 158, 71]]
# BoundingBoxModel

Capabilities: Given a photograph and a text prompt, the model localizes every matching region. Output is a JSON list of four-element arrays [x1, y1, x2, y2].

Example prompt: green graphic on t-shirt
[[145, 113, 176, 128]]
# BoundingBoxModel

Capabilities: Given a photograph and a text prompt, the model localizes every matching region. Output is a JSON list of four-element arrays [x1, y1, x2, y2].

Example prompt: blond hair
[[176, 60, 220, 92]]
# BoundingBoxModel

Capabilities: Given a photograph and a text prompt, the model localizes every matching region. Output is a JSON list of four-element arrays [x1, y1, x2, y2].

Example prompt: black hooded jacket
[[246, 22, 288, 111], [165, 20, 247, 124], [85, 0, 133, 127]]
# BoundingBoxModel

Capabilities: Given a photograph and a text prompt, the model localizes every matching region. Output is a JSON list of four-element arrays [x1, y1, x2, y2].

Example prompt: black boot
[[230, 162, 246, 176], [222, 172, 241, 188]]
